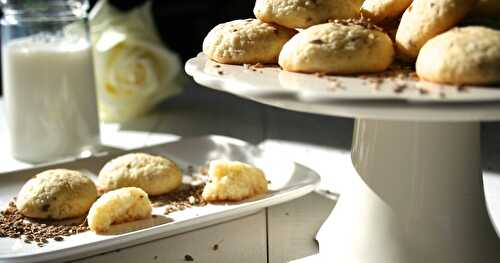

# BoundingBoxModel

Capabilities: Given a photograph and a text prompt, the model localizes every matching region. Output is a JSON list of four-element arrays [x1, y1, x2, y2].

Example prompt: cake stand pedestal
[[330, 120, 499, 263], [185, 54, 500, 263]]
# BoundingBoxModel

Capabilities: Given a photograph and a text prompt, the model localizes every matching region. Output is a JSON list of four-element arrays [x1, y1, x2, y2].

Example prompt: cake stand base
[[325, 120, 500, 263]]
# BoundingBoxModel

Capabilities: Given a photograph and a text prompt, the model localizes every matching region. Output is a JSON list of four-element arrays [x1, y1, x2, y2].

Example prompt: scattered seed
[[310, 39, 324, 45], [0, 200, 88, 246], [150, 184, 207, 215], [418, 88, 429, 95], [457, 85, 468, 92], [394, 84, 407, 93]]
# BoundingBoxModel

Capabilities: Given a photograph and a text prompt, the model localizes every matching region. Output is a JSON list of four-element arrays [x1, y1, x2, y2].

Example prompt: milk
[[2, 36, 100, 163]]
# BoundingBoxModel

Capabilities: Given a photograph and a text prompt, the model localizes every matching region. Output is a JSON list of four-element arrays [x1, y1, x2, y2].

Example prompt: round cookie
[[202, 160, 268, 202], [202, 19, 297, 64], [87, 187, 152, 233], [360, 0, 412, 24], [416, 26, 500, 85], [395, 0, 477, 60], [98, 153, 182, 196], [16, 169, 97, 219], [253, 0, 360, 29], [279, 21, 395, 74]]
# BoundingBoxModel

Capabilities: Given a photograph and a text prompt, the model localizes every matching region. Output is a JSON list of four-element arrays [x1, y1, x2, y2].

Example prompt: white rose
[[89, 0, 182, 123]]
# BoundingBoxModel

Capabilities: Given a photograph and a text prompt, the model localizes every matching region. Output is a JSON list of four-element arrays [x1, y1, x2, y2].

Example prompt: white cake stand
[[185, 54, 500, 263]]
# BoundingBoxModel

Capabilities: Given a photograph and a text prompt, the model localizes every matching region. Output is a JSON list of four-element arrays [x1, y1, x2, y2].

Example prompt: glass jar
[[1, 0, 101, 163]]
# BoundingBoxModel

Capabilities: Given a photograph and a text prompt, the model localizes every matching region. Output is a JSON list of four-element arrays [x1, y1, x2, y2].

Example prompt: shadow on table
[[118, 82, 353, 151], [105, 81, 500, 164], [482, 123, 500, 174]]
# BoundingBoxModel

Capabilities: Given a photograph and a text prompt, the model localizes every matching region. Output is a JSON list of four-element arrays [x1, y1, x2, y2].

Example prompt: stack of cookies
[[203, 0, 500, 86]]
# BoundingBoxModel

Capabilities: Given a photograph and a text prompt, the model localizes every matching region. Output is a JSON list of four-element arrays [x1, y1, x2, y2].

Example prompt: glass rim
[[1, 0, 89, 17]]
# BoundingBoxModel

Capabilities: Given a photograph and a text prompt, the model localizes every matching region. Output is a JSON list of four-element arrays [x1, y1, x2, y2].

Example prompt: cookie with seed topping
[[279, 21, 394, 74], [254, 0, 361, 29], [416, 26, 500, 85], [98, 153, 182, 196], [395, 0, 477, 60], [360, 0, 412, 24], [203, 19, 296, 64], [16, 169, 98, 219]]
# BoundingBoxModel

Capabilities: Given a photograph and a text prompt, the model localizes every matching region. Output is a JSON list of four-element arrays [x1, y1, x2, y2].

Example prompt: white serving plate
[[0, 135, 320, 263], [186, 53, 500, 103], [185, 53, 500, 121]]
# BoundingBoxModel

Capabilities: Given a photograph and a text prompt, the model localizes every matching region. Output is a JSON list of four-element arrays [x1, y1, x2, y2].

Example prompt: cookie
[[470, 0, 500, 17], [254, 0, 360, 29], [416, 26, 500, 85], [98, 153, 182, 196], [87, 187, 152, 233], [395, 0, 477, 60], [202, 160, 268, 202], [202, 19, 296, 64], [279, 21, 394, 74], [360, 0, 412, 24], [16, 169, 97, 219]]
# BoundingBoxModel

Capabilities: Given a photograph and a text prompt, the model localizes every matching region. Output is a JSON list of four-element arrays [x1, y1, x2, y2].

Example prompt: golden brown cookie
[[253, 0, 360, 29], [279, 21, 394, 74], [360, 0, 412, 24], [202, 160, 268, 202], [87, 187, 152, 233], [395, 0, 477, 60], [416, 26, 500, 85], [16, 169, 97, 219], [98, 153, 182, 196], [202, 19, 296, 64]]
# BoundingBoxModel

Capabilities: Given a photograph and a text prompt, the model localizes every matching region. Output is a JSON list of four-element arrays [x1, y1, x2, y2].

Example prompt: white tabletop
[[1, 81, 499, 262]]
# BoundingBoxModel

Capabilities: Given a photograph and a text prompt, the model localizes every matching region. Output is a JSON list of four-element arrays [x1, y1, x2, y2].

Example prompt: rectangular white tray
[[0, 135, 320, 263]]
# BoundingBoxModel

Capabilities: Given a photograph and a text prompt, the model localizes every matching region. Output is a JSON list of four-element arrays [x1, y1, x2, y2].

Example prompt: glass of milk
[[1, 0, 101, 163]]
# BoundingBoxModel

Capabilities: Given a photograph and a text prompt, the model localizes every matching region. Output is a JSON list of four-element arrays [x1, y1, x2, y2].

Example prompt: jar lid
[[1, 0, 89, 17]]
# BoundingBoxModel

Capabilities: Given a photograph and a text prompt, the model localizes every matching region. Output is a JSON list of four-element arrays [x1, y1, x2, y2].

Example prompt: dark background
[[0, 0, 255, 95]]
